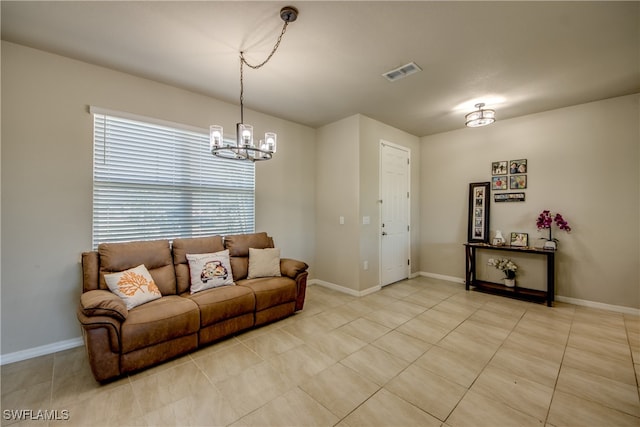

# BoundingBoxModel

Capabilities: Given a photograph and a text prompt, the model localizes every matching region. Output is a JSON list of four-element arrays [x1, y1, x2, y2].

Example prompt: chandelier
[[465, 103, 496, 128], [210, 6, 299, 161]]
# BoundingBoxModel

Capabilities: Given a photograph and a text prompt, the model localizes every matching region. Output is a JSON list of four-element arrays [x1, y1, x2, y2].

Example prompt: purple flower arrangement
[[536, 210, 571, 245]]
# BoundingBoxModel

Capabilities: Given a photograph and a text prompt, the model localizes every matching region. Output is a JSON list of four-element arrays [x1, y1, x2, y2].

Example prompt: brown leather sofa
[[77, 232, 308, 382]]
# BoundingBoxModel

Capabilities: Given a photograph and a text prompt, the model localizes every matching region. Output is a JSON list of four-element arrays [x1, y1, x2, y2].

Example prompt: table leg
[[547, 253, 555, 307], [465, 245, 474, 290]]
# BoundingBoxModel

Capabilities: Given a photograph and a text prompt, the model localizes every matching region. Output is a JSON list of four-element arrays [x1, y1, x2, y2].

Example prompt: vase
[[543, 228, 557, 249], [504, 278, 515, 287]]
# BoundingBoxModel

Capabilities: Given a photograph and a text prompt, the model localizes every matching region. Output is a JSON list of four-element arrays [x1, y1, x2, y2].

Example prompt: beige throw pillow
[[186, 250, 234, 294], [247, 247, 281, 279], [104, 264, 162, 310]]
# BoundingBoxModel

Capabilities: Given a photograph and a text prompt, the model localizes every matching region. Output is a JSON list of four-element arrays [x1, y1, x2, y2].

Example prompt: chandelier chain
[[239, 21, 290, 123]]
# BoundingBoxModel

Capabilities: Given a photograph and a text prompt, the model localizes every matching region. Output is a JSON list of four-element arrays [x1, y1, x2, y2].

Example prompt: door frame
[[379, 139, 411, 286]]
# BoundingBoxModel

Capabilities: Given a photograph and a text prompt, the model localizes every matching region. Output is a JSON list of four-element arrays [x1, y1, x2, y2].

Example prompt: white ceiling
[[2, 1, 639, 136]]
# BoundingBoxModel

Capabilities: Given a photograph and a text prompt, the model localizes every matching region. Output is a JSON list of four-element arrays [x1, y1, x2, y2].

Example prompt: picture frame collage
[[467, 159, 530, 244], [491, 158, 527, 203]]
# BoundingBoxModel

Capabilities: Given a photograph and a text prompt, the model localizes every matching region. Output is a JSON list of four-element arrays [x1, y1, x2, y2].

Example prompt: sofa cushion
[[172, 236, 224, 295], [104, 264, 162, 310], [186, 250, 234, 293], [248, 248, 282, 279], [185, 285, 256, 327], [99, 240, 176, 296], [224, 232, 273, 257], [236, 277, 296, 311], [121, 296, 199, 353]]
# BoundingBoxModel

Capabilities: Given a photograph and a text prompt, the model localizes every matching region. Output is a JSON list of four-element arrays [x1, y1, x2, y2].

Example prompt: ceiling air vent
[[382, 62, 422, 82]]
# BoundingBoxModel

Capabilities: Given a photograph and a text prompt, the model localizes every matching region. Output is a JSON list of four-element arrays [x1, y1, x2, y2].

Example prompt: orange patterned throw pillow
[[104, 264, 162, 309]]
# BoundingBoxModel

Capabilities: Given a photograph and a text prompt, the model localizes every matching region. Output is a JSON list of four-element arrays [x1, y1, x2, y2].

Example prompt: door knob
[[382, 231, 388, 236]]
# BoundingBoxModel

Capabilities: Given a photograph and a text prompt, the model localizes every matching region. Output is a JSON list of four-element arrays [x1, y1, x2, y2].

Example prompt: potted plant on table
[[536, 210, 571, 249], [487, 257, 518, 287]]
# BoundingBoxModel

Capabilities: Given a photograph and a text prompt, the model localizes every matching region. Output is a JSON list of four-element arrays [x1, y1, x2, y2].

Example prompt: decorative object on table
[[492, 230, 506, 246], [509, 174, 527, 189], [510, 232, 528, 247], [468, 182, 491, 243], [487, 257, 518, 287], [492, 161, 508, 176], [491, 176, 507, 190], [494, 192, 526, 202], [536, 210, 571, 249], [509, 159, 527, 174]]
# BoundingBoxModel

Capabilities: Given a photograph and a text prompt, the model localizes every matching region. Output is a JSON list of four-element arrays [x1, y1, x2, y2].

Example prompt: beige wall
[[1, 41, 316, 355], [420, 94, 640, 309], [315, 116, 361, 292], [314, 114, 420, 293]]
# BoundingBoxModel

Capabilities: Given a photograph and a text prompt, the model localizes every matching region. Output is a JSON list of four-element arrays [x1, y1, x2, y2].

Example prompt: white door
[[380, 141, 410, 286]]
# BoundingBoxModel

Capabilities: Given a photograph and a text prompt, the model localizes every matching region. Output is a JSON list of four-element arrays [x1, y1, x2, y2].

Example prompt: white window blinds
[[92, 111, 255, 247]]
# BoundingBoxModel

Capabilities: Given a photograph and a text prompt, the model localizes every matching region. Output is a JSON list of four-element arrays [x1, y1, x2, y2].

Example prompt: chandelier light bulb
[[238, 123, 254, 148], [264, 132, 277, 153], [210, 125, 224, 150]]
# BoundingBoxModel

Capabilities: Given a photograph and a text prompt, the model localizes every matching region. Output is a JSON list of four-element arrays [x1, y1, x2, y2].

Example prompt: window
[[92, 109, 254, 247]]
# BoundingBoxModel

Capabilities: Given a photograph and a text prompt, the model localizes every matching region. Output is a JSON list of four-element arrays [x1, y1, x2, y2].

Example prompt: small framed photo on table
[[510, 232, 528, 247]]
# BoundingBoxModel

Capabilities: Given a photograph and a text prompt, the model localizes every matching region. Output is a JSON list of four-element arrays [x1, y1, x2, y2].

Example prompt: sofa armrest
[[280, 258, 308, 279], [80, 290, 128, 321], [279, 259, 308, 311], [77, 308, 123, 352], [76, 309, 122, 381]]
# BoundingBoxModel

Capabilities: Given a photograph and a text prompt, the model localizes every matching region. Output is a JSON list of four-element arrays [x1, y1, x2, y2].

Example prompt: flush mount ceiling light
[[210, 6, 298, 162], [465, 103, 496, 128]]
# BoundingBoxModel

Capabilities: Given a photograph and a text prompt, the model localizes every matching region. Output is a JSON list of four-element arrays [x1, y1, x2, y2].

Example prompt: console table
[[464, 243, 556, 306]]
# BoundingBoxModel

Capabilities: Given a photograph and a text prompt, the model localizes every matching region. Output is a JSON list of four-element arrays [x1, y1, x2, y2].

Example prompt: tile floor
[[2, 276, 639, 426]]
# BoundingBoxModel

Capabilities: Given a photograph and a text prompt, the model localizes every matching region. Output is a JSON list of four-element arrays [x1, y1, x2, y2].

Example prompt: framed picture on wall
[[494, 192, 526, 202], [492, 176, 507, 190], [492, 161, 508, 176], [509, 159, 527, 174], [468, 182, 490, 243], [510, 174, 527, 189]]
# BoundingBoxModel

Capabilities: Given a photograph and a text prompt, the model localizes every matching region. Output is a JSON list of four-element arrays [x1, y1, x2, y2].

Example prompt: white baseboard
[[555, 295, 640, 316], [417, 271, 465, 285], [416, 271, 639, 315], [309, 279, 381, 297], [1, 337, 84, 366]]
